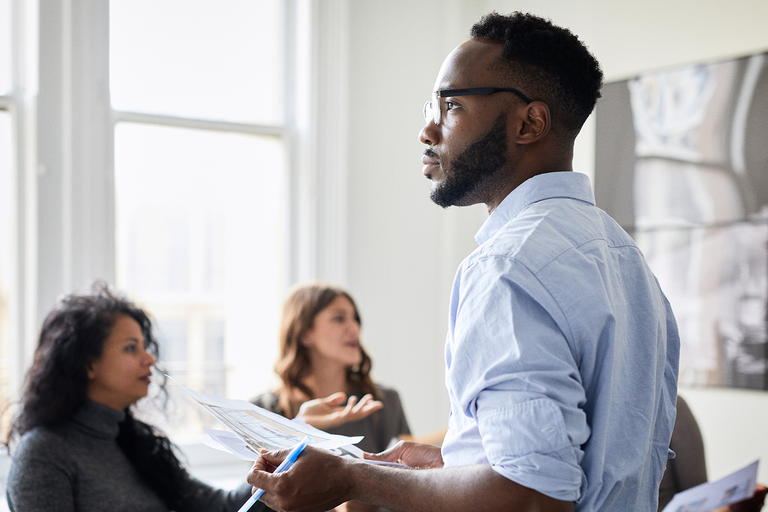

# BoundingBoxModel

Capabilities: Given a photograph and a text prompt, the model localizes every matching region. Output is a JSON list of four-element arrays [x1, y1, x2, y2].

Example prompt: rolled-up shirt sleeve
[[443, 255, 589, 502], [441, 173, 678, 511]]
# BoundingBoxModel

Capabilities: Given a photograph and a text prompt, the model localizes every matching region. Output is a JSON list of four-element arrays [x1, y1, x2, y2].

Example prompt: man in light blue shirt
[[247, 12, 679, 512], [442, 170, 679, 510]]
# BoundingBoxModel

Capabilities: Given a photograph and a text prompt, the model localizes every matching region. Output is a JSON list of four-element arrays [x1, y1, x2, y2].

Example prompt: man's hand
[[725, 484, 768, 512], [248, 444, 353, 512], [364, 440, 444, 469], [298, 392, 383, 430]]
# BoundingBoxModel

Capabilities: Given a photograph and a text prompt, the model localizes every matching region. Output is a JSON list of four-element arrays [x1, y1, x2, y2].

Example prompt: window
[[0, 0, 351, 500], [0, 0, 9, 94], [0, 0, 15, 440], [0, 0, 350, 452], [110, 0, 288, 437], [0, 110, 11, 439]]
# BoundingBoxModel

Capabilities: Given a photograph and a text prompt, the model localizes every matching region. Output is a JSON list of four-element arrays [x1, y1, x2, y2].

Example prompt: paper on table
[[661, 459, 759, 512], [172, 380, 362, 459]]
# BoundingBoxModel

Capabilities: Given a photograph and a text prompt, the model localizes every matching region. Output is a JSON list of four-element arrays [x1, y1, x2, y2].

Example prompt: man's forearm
[[347, 460, 574, 512], [248, 445, 573, 512]]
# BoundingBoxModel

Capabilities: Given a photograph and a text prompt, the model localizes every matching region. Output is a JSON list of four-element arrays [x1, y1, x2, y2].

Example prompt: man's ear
[[515, 101, 550, 144]]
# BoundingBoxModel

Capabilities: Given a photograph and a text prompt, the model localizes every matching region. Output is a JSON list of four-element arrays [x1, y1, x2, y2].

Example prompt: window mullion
[[36, 0, 114, 326]]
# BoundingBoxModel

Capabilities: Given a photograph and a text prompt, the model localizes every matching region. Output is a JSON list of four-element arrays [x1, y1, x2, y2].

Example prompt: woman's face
[[86, 314, 156, 410], [302, 295, 363, 370]]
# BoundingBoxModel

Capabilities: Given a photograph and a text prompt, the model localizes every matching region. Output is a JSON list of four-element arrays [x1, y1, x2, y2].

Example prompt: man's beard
[[430, 114, 508, 208]]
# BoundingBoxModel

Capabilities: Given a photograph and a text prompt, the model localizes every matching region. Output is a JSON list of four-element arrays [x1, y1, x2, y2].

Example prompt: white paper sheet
[[662, 459, 759, 512], [172, 379, 362, 460]]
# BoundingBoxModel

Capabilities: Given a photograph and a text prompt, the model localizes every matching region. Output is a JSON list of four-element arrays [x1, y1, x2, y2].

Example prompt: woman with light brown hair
[[251, 282, 411, 455]]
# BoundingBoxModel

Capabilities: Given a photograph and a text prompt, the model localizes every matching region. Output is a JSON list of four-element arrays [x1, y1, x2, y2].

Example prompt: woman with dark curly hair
[[4, 281, 263, 512]]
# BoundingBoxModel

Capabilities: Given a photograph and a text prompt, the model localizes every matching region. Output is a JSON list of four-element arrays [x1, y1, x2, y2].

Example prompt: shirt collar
[[475, 171, 596, 245]]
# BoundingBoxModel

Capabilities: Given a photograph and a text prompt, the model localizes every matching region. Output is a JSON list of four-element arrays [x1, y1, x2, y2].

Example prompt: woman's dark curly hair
[[274, 283, 378, 417], [6, 281, 199, 509], [471, 11, 603, 139]]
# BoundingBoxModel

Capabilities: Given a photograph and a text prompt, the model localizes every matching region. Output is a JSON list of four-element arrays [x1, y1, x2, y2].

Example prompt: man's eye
[[445, 101, 457, 111]]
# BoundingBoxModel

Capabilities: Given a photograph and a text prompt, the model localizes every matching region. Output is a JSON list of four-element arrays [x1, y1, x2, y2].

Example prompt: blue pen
[[238, 435, 312, 512]]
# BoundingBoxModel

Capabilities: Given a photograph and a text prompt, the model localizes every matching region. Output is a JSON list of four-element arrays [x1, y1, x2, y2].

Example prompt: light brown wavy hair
[[274, 283, 378, 417]]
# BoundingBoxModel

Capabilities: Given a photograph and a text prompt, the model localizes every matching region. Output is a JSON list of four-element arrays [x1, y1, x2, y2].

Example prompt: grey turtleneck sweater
[[6, 399, 261, 512]]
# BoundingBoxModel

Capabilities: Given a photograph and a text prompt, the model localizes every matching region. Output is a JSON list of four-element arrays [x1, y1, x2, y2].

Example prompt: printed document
[[175, 382, 363, 461], [661, 459, 759, 512]]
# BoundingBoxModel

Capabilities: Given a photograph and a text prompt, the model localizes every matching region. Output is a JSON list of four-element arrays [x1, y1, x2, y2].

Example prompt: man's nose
[[419, 120, 440, 146]]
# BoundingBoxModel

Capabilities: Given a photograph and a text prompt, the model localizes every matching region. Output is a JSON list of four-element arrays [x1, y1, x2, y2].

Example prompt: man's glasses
[[423, 87, 533, 125]]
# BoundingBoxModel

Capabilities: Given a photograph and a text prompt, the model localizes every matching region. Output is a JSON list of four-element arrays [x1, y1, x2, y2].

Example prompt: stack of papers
[[176, 383, 365, 461]]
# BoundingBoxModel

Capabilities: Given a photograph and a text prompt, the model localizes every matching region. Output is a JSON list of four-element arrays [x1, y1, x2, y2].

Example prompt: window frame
[[2, 0, 38, 413], [31, 0, 351, 326], [2, 0, 352, 489]]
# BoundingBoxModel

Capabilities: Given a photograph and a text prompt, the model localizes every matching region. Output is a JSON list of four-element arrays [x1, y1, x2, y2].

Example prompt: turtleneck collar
[[70, 399, 126, 440]]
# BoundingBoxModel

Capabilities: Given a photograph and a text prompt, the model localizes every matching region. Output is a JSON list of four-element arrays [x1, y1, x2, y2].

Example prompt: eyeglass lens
[[432, 92, 440, 125], [423, 92, 440, 125]]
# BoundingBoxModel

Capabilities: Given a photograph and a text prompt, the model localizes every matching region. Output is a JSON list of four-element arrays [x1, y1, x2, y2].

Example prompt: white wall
[[343, 0, 488, 441], [340, 0, 768, 483]]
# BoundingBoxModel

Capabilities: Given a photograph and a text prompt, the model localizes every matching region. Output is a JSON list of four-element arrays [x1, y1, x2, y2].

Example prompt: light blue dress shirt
[[440, 171, 680, 511]]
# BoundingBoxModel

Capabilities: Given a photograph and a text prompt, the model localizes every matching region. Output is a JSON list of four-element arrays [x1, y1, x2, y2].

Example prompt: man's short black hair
[[471, 12, 603, 138]]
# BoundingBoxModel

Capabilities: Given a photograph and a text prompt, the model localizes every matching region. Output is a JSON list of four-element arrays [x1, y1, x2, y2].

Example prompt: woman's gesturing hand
[[298, 392, 383, 430]]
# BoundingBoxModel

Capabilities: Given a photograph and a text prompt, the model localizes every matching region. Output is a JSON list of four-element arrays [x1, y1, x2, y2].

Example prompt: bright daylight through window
[[0, 0, 13, 439], [110, 0, 288, 438], [0, 112, 11, 440]]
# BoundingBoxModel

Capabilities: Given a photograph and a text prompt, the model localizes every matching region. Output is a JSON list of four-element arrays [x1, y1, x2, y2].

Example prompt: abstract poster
[[595, 51, 768, 389]]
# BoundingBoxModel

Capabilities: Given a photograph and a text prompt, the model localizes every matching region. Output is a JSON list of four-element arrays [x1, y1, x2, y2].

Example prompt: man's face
[[420, 39, 516, 208], [426, 113, 508, 208]]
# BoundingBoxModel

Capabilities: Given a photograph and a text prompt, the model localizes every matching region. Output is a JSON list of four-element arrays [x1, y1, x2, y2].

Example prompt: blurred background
[[1, 0, 767, 496]]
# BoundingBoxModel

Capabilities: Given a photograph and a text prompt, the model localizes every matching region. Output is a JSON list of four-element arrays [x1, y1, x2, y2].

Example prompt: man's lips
[[422, 153, 440, 177]]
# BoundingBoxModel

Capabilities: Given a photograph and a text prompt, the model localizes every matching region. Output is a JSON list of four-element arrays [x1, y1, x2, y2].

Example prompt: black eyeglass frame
[[424, 87, 533, 125]]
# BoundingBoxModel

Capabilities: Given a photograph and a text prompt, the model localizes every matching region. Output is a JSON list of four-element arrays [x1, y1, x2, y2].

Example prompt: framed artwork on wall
[[595, 50, 768, 389]]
